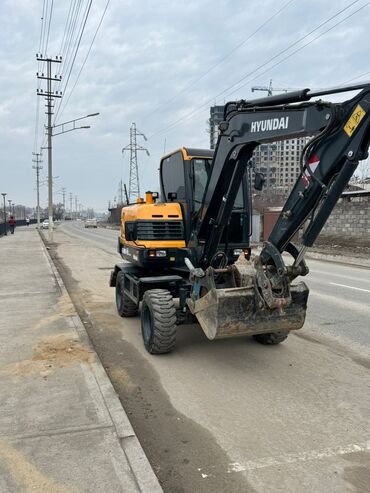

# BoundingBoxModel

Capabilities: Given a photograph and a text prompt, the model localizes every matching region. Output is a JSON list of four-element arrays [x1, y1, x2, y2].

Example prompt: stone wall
[[319, 196, 370, 245]]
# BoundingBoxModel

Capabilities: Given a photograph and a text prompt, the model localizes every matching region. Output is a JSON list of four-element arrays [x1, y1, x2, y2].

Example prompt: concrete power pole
[[75, 195, 78, 220], [32, 152, 43, 228], [69, 193, 73, 218], [36, 54, 62, 239], [62, 187, 66, 219], [122, 123, 150, 202]]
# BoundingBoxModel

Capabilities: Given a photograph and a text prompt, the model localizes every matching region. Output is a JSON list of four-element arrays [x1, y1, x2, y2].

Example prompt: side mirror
[[167, 192, 177, 201], [254, 172, 266, 191], [125, 222, 136, 241]]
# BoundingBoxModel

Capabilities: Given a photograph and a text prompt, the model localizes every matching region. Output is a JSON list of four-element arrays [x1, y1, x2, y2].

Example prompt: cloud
[[0, 0, 369, 209]]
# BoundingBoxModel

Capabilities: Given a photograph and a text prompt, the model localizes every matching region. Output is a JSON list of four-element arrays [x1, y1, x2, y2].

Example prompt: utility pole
[[69, 193, 73, 218], [1, 193, 7, 235], [118, 179, 124, 205], [122, 123, 150, 202], [75, 195, 78, 219], [36, 54, 62, 239], [62, 187, 66, 219], [32, 152, 43, 228]]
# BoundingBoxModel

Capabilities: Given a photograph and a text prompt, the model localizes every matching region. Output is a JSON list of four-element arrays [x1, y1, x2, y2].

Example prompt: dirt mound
[[2, 334, 94, 378]]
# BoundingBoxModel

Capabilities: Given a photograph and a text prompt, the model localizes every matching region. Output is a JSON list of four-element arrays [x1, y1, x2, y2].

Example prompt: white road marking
[[329, 282, 370, 293], [228, 441, 370, 472]]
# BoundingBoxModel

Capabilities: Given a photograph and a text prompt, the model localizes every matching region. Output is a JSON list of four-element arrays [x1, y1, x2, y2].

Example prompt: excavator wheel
[[115, 271, 138, 317], [253, 332, 289, 345], [141, 289, 177, 354]]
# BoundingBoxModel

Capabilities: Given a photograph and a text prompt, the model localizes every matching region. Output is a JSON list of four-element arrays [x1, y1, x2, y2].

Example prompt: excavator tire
[[115, 271, 138, 317], [141, 289, 177, 354], [253, 332, 289, 345]]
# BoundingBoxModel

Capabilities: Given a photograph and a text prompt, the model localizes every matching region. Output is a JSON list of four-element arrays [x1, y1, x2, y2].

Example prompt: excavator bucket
[[187, 282, 309, 340]]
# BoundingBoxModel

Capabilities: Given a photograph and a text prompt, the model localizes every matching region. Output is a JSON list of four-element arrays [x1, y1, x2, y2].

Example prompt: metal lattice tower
[[122, 123, 149, 202]]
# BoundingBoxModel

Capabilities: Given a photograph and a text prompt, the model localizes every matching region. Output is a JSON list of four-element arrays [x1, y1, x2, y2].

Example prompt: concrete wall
[[319, 197, 370, 245]]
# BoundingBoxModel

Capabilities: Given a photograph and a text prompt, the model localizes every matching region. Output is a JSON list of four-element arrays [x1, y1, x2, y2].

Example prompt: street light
[[1, 193, 7, 235], [45, 111, 99, 241]]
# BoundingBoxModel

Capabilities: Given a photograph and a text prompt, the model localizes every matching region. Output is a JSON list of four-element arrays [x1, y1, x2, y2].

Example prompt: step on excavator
[[110, 83, 370, 354]]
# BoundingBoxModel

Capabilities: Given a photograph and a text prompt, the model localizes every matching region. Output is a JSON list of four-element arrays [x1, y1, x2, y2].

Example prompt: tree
[[52, 203, 64, 220]]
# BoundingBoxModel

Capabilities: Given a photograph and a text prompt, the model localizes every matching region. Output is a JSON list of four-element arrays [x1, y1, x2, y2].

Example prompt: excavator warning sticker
[[344, 104, 366, 137]]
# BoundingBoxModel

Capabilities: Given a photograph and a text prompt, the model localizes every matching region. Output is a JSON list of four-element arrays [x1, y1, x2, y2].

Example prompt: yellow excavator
[[110, 83, 370, 354]]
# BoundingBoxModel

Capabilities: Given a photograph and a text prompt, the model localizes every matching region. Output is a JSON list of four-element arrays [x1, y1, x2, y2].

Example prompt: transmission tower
[[122, 123, 150, 201]]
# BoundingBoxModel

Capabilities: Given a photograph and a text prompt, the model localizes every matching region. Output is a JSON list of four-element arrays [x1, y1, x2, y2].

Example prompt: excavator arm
[[185, 83, 370, 341], [196, 83, 370, 270]]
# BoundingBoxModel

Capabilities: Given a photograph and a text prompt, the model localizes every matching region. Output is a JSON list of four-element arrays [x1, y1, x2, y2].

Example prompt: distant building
[[209, 105, 224, 149], [251, 138, 310, 193]]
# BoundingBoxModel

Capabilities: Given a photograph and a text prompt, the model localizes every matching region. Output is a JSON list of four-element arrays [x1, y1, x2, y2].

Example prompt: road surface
[[50, 221, 370, 493]]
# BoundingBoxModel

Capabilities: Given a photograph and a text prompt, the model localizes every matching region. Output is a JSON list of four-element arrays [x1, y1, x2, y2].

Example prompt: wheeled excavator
[[110, 82, 370, 354]]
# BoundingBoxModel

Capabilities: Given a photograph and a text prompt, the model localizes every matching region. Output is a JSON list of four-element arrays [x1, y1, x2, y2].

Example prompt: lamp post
[[1, 193, 7, 235], [45, 112, 99, 241]]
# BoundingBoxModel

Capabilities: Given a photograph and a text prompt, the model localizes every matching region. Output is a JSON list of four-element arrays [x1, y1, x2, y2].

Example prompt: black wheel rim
[[142, 305, 153, 345], [116, 279, 122, 311]]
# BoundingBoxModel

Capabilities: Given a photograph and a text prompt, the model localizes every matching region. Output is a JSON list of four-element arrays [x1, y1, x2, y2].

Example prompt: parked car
[[42, 220, 49, 229], [85, 218, 98, 228]]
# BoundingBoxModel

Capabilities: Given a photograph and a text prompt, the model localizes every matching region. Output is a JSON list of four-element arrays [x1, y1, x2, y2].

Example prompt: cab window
[[161, 152, 186, 200], [192, 159, 210, 212]]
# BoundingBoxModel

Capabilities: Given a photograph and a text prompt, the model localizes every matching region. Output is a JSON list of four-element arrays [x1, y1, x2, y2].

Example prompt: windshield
[[192, 158, 244, 211]]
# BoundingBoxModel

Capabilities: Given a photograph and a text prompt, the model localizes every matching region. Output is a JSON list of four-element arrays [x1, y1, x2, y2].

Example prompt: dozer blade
[[187, 282, 309, 340]]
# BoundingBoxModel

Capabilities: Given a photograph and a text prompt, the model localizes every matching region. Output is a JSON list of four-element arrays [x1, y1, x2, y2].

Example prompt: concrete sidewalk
[[0, 227, 162, 493]]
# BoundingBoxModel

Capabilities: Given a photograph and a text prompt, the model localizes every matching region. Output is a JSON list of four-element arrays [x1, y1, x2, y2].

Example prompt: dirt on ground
[[1, 334, 95, 378]]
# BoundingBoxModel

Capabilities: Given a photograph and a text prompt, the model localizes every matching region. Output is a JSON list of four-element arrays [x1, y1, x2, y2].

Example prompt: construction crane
[[251, 79, 298, 96]]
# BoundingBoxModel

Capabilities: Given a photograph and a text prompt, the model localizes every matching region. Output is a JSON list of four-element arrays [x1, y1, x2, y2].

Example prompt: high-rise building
[[209, 105, 309, 193], [209, 105, 224, 149], [251, 138, 309, 193]]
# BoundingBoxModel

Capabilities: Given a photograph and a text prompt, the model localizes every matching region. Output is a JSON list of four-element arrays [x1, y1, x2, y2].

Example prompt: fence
[[0, 219, 38, 237]]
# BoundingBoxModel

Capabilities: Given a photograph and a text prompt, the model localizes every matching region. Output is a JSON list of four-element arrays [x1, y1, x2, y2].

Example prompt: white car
[[42, 220, 49, 229], [85, 218, 98, 228]]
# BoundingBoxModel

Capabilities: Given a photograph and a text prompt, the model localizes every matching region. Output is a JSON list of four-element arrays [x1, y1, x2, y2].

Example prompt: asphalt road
[[62, 221, 370, 348], [53, 221, 370, 493]]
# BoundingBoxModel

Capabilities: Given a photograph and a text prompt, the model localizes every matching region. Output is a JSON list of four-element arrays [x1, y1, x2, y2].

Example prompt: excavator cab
[[160, 147, 251, 262]]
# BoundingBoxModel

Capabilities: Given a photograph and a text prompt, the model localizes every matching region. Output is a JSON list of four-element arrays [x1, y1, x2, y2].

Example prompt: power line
[[59, 0, 76, 55], [57, 0, 111, 120], [54, 0, 93, 123], [144, 0, 297, 119], [147, 0, 366, 140], [53, 0, 84, 111], [227, 1, 370, 98], [44, 0, 54, 56]]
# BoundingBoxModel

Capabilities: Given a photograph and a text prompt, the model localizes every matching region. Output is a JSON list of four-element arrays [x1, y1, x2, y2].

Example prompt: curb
[[305, 251, 370, 269], [38, 230, 162, 493]]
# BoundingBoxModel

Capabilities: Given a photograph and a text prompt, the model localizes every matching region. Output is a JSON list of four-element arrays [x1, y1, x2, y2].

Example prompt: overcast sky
[[0, 0, 369, 211]]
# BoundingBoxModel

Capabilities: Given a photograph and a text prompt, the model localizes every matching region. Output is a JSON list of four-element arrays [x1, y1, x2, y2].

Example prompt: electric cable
[[144, 0, 297, 119], [57, 0, 111, 121], [54, 0, 92, 123], [146, 1, 367, 140]]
